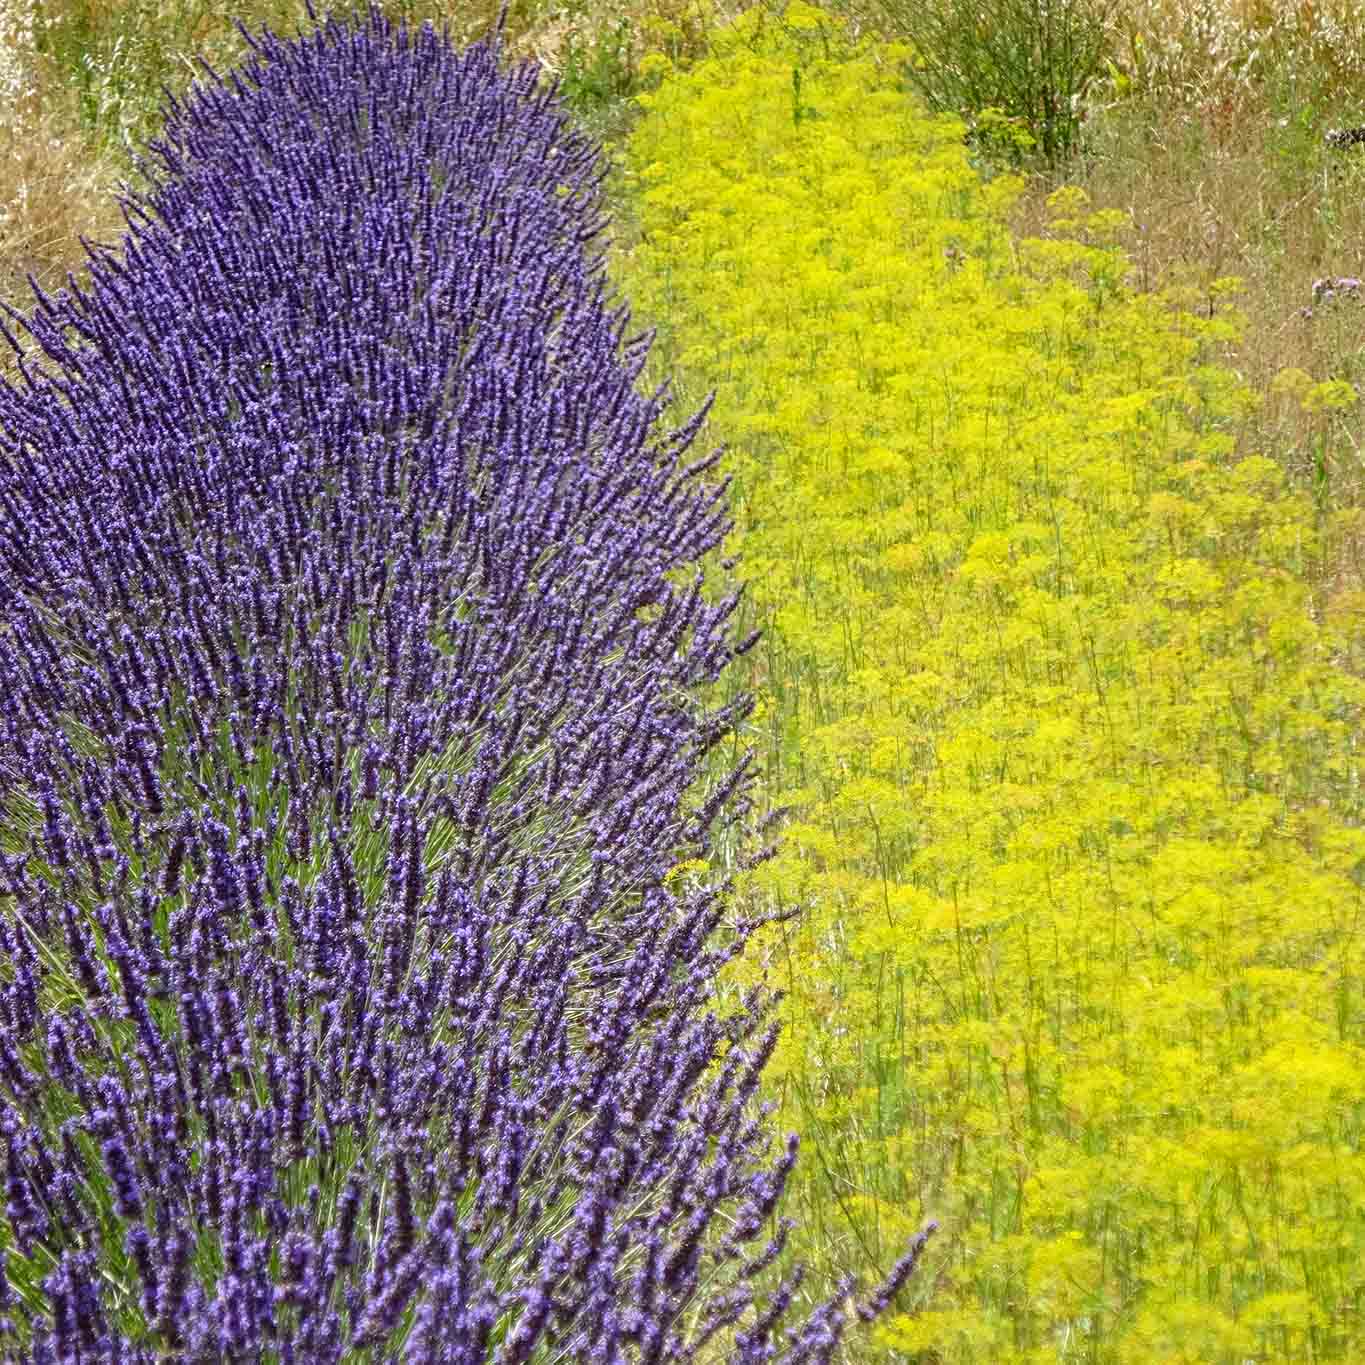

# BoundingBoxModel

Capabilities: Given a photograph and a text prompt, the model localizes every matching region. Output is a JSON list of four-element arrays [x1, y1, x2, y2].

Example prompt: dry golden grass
[[0, 108, 122, 309], [1011, 110, 1365, 458], [0, 11, 121, 379]]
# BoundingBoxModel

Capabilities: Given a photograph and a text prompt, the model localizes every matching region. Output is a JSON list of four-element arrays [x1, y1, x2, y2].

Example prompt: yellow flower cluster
[[617, 3, 1365, 1360]]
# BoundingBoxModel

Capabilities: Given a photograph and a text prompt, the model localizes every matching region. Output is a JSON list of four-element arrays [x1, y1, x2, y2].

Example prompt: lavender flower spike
[[0, 4, 932, 1359]]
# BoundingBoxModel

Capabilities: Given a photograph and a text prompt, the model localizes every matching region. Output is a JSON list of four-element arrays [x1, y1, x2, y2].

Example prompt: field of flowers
[[614, 4, 1365, 1360], [1, 0, 1365, 1358], [0, 7, 931, 1356]]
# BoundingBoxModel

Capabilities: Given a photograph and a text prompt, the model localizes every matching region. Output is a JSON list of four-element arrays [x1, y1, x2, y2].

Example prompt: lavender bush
[[0, 6, 931, 1359]]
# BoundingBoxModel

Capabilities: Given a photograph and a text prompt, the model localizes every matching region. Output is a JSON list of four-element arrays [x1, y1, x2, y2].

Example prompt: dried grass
[[0, 0, 123, 381]]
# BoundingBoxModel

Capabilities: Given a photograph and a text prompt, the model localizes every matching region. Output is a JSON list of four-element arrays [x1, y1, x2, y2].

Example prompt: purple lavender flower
[[0, 5, 933, 1359], [1306, 275, 1364, 316]]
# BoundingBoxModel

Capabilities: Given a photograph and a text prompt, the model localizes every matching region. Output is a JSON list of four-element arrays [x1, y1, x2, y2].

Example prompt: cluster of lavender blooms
[[1299, 275, 1363, 319], [0, 6, 933, 1360]]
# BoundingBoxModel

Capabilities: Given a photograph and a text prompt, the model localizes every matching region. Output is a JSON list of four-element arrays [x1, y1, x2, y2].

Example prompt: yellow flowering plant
[[614, 2, 1365, 1359]]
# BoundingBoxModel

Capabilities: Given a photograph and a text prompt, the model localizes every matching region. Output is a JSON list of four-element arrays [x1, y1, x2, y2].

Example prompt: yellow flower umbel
[[616, 4, 1365, 1360]]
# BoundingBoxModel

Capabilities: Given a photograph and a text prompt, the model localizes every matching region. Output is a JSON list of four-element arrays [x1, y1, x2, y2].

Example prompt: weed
[[560, 15, 637, 113]]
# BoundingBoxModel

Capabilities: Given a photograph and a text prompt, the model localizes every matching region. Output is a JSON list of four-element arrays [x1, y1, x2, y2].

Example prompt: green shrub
[[850, 0, 1117, 166]]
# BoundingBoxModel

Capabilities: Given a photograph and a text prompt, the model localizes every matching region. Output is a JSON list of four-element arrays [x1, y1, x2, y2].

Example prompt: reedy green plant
[[837, 0, 1117, 166]]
